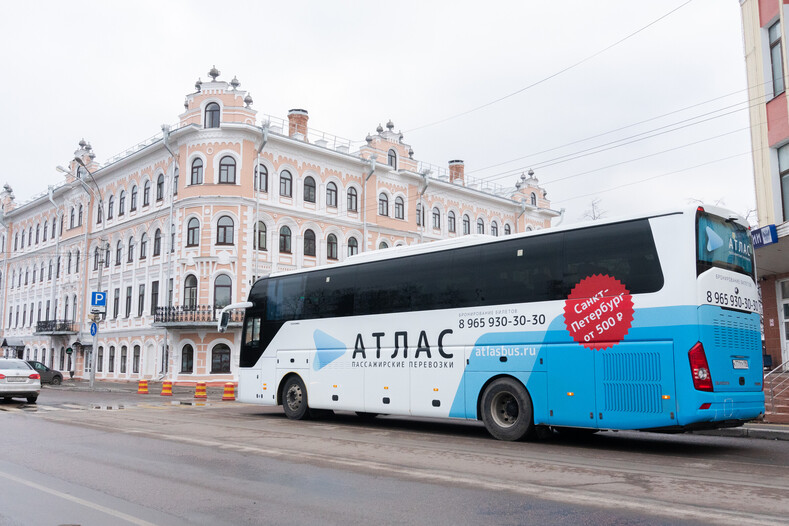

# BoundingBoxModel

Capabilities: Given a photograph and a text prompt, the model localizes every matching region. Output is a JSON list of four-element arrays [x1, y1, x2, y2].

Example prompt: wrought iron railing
[[35, 320, 78, 333], [154, 305, 244, 324]]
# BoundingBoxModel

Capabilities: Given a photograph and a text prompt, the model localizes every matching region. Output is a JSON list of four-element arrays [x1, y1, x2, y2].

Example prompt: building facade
[[0, 67, 560, 384], [741, 0, 789, 368]]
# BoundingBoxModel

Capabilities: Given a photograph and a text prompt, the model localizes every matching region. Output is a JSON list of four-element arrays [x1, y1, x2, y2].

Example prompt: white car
[[0, 358, 41, 403]]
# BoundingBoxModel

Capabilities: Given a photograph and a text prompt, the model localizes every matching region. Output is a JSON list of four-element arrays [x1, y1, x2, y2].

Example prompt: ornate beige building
[[0, 67, 560, 384]]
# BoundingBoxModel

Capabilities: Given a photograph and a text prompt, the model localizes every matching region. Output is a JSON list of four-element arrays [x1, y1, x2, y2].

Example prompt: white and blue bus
[[220, 205, 764, 440]]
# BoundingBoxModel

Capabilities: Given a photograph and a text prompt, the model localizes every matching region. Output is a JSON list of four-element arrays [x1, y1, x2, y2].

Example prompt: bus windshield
[[696, 210, 754, 278]]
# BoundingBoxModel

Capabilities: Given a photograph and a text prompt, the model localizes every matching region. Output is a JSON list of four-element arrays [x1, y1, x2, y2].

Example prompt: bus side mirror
[[218, 311, 230, 333]]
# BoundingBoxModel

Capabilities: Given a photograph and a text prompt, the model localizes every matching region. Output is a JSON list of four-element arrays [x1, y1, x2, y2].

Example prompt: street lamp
[[57, 158, 106, 389]]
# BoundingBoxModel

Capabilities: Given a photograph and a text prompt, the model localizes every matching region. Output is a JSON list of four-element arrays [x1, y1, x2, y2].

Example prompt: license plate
[[732, 359, 749, 370], [5, 377, 26, 383]]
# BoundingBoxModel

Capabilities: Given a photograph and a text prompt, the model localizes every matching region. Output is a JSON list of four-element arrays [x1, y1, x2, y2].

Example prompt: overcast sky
[[0, 0, 755, 224]]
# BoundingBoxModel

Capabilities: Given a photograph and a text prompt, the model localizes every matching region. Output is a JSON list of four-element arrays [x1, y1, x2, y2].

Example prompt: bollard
[[161, 380, 173, 396], [194, 381, 207, 400], [222, 382, 236, 401], [137, 379, 149, 394]]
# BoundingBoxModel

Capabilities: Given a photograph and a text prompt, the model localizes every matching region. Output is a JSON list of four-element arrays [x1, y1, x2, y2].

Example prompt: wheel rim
[[490, 391, 519, 428], [286, 383, 303, 412]]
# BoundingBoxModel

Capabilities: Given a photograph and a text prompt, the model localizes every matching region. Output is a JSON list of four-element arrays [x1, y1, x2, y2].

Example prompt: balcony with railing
[[153, 305, 244, 328], [35, 320, 79, 335]]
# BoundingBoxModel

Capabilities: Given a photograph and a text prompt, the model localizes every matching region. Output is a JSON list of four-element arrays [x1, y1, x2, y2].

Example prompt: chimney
[[288, 109, 309, 140], [449, 160, 465, 185]]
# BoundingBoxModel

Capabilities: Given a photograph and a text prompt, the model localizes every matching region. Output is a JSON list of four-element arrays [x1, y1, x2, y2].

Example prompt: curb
[[692, 425, 789, 441]]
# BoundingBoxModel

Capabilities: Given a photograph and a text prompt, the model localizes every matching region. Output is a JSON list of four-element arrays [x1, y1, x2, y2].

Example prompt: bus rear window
[[696, 211, 754, 278]]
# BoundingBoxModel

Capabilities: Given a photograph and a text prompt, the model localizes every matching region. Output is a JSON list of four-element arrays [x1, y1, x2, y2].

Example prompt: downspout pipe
[[161, 125, 179, 379], [419, 170, 431, 243], [255, 124, 269, 277], [362, 155, 377, 252]]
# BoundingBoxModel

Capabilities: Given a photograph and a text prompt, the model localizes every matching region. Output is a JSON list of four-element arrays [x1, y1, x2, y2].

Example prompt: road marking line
[[0, 469, 158, 526]]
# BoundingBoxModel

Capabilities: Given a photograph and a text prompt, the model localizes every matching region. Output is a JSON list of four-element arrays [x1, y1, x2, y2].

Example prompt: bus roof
[[262, 204, 744, 280]]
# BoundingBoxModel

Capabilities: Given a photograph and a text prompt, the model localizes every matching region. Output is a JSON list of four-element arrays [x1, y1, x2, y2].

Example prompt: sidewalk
[[45, 380, 789, 441]]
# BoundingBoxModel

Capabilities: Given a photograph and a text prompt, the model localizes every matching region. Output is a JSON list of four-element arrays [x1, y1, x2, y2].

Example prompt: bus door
[[546, 344, 597, 427], [593, 341, 677, 429]]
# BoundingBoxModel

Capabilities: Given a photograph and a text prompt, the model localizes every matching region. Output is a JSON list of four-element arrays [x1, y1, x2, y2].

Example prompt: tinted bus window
[[266, 275, 305, 321], [696, 211, 754, 278]]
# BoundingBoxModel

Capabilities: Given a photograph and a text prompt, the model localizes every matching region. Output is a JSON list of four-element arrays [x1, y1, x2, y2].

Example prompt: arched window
[[75, 250, 80, 270], [432, 208, 441, 229], [255, 221, 266, 251], [181, 344, 194, 373], [326, 182, 338, 208], [216, 216, 234, 245], [491, 221, 498, 236], [35, 224, 40, 244], [218, 156, 236, 184], [115, 241, 122, 266], [348, 237, 359, 256], [130, 185, 138, 211], [204, 102, 220, 128], [184, 275, 198, 309], [67, 253, 72, 274], [43, 220, 48, 241], [105, 245, 110, 268], [448, 211, 456, 233], [32, 267, 36, 282], [530, 192, 537, 206], [173, 167, 179, 196], [303, 229, 316, 257], [388, 149, 397, 169], [94, 247, 100, 270], [143, 180, 151, 205], [127, 237, 135, 262], [153, 229, 162, 256], [280, 170, 292, 197], [97, 346, 103, 373], [156, 174, 165, 201], [107, 195, 114, 219], [191, 158, 203, 185], [463, 214, 471, 235], [279, 226, 292, 253], [78, 205, 83, 226], [347, 187, 358, 212], [133, 344, 140, 374], [119, 190, 126, 216], [139, 234, 148, 259], [379, 241, 389, 249], [416, 203, 423, 226], [378, 193, 389, 216], [214, 274, 232, 309], [120, 345, 127, 374], [394, 196, 404, 219], [28, 227, 32, 246], [211, 344, 231, 373], [504, 224, 512, 235], [40, 262, 44, 282], [255, 164, 268, 192], [327, 234, 338, 260], [304, 176, 316, 203], [477, 218, 485, 234], [70, 207, 75, 228], [187, 218, 200, 247], [108, 346, 115, 373]]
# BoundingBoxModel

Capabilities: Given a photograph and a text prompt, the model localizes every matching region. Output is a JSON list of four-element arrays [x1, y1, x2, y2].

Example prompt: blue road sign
[[90, 322, 98, 336], [91, 292, 106, 307]]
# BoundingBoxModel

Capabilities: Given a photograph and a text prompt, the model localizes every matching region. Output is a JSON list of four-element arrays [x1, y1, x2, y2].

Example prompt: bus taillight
[[689, 342, 713, 392]]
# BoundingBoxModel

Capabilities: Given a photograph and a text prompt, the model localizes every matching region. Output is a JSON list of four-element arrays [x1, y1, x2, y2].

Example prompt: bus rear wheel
[[481, 378, 534, 441], [282, 376, 310, 420]]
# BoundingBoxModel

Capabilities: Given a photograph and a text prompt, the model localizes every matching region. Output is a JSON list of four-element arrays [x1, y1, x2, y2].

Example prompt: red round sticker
[[564, 274, 634, 350]]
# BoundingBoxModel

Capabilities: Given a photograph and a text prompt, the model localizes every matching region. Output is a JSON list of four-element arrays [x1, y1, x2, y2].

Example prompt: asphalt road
[[0, 386, 787, 525]]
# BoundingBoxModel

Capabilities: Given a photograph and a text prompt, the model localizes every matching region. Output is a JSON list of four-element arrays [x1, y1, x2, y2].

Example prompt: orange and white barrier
[[222, 382, 235, 401], [137, 380, 149, 394], [161, 381, 173, 396], [194, 381, 207, 399]]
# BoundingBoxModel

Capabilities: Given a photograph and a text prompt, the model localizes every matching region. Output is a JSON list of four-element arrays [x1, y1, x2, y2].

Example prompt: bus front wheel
[[282, 376, 310, 420], [480, 378, 534, 441]]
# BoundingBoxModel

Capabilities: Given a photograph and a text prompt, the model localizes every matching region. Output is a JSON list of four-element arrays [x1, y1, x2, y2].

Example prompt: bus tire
[[282, 376, 310, 420], [480, 378, 534, 441]]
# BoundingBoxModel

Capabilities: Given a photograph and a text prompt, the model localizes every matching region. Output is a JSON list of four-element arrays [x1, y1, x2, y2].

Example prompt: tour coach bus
[[220, 205, 764, 440]]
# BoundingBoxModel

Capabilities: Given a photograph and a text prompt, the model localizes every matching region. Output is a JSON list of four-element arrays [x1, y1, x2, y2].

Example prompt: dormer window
[[388, 149, 397, 169], [530, 192, 537, 206], [205, 102, 220, 128]]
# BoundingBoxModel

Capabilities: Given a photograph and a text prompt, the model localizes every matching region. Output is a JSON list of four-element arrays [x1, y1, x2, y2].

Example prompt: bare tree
[[581, 198, 606, 221]]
